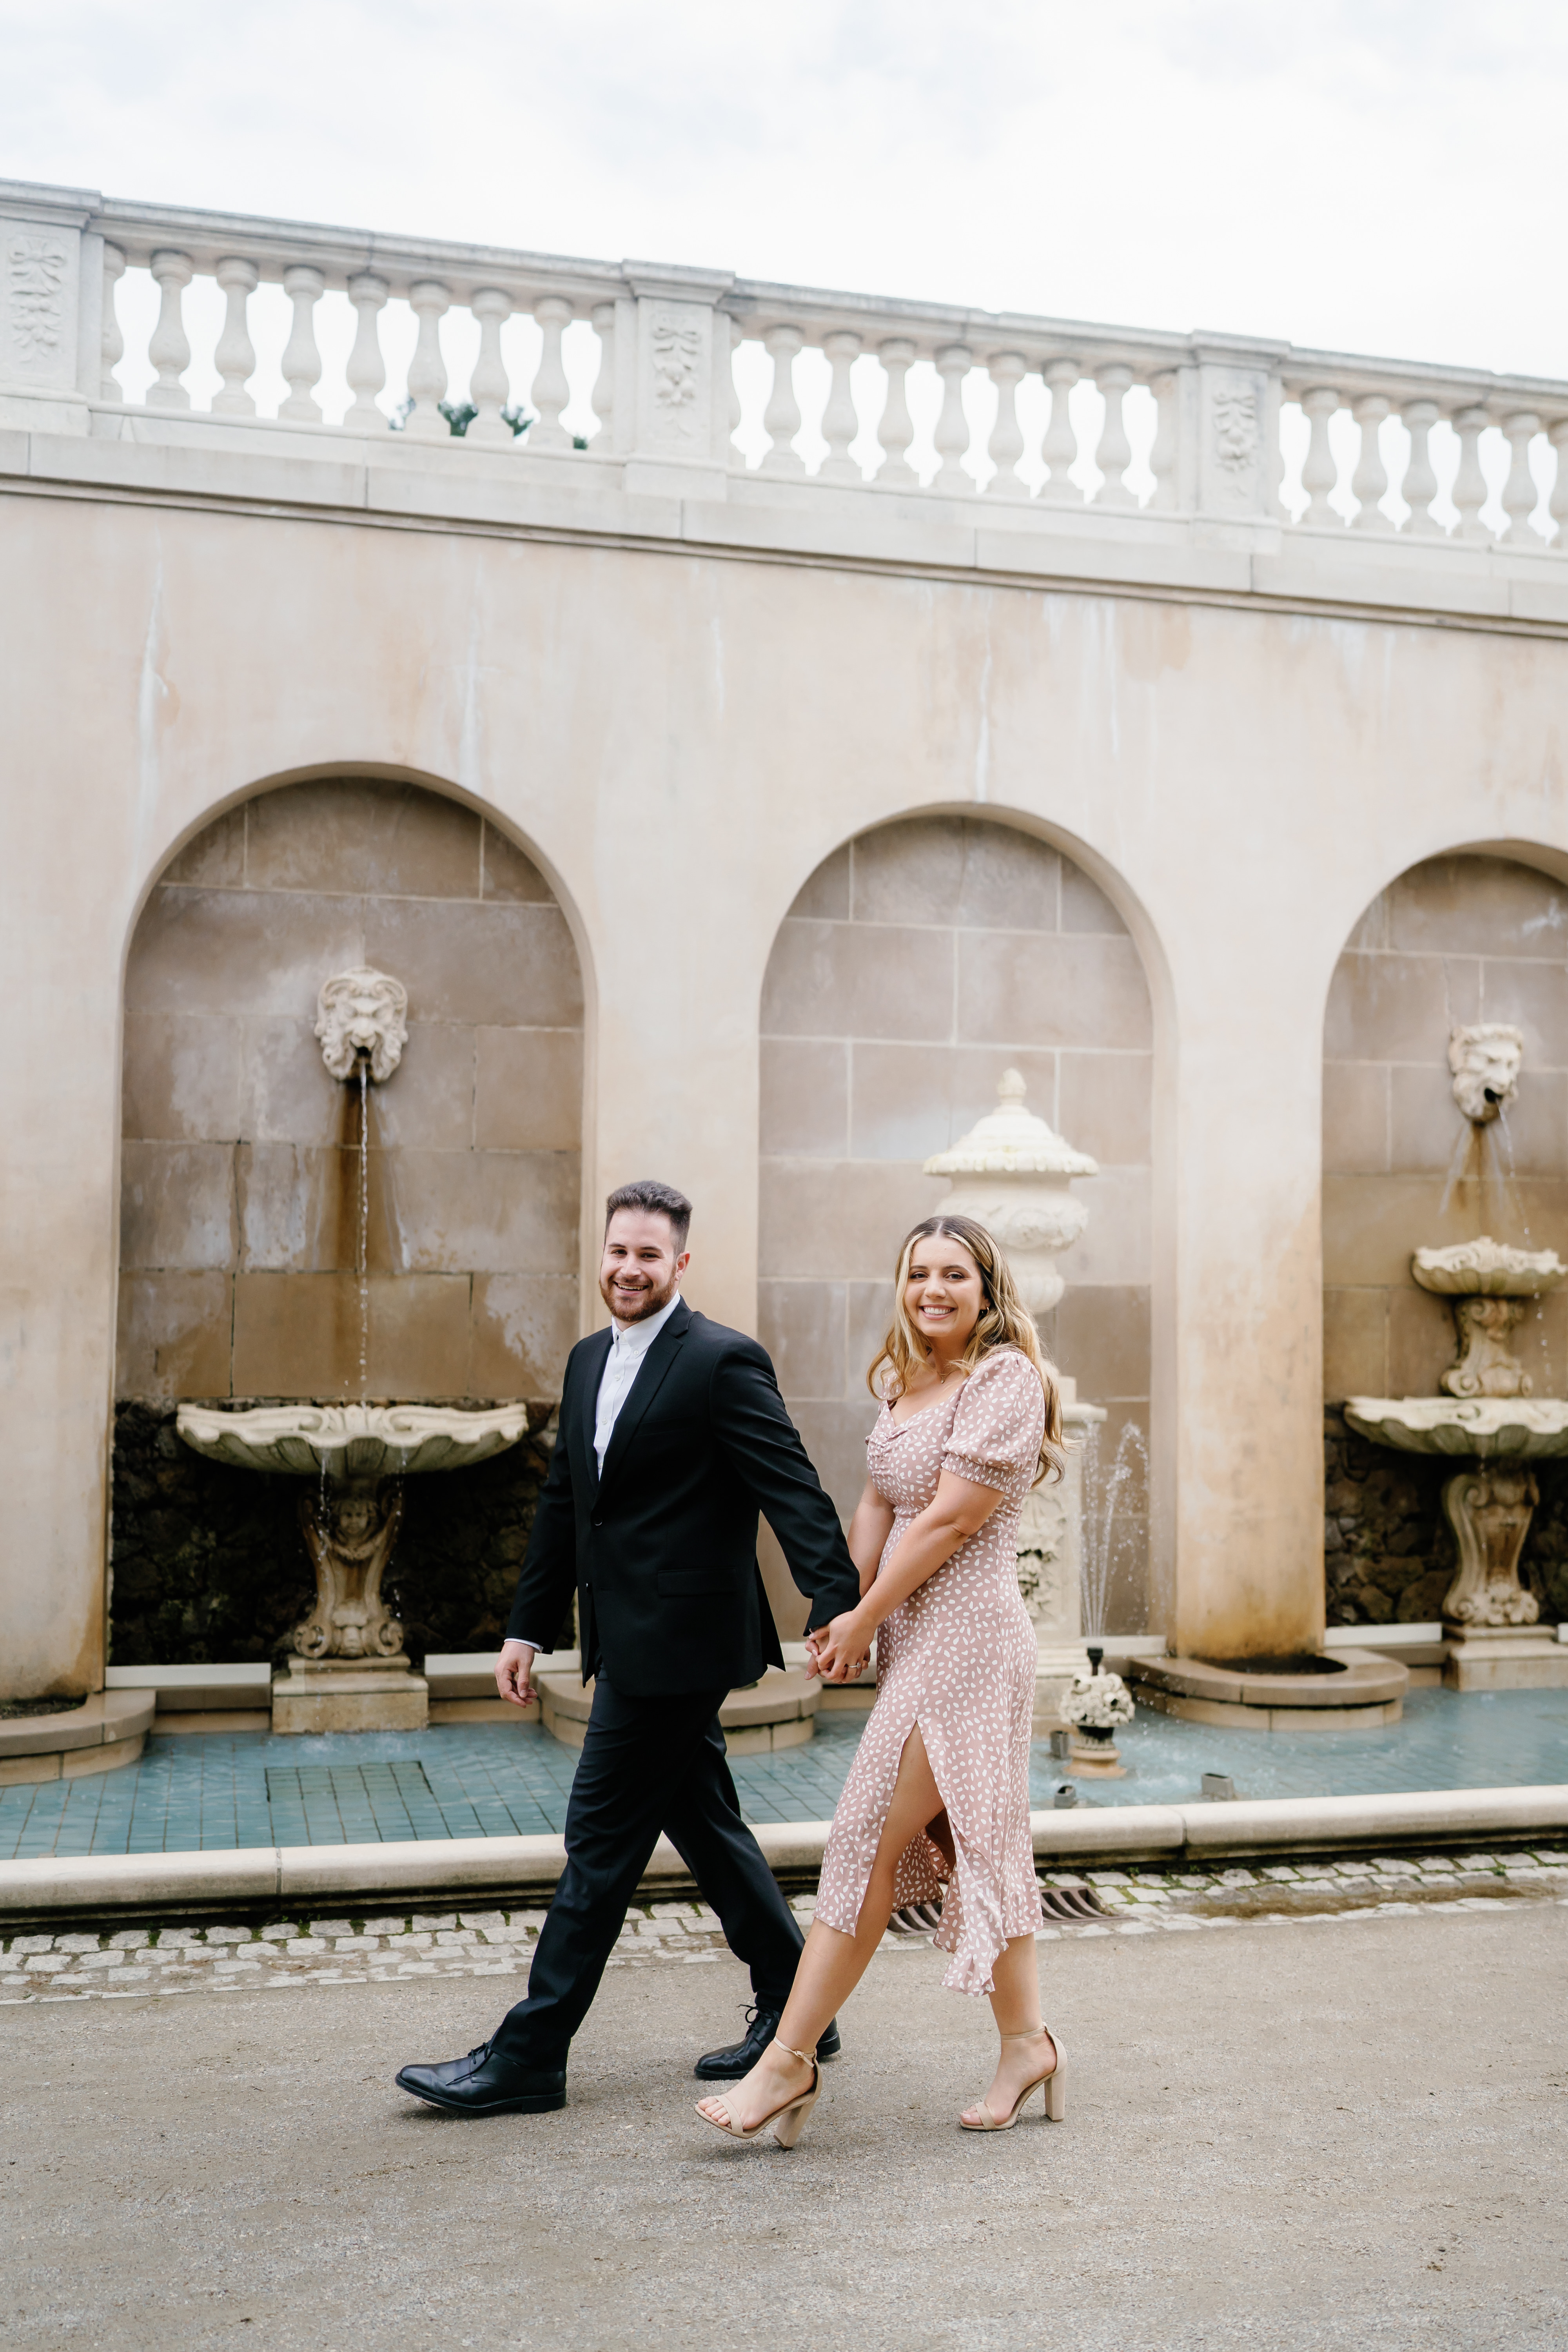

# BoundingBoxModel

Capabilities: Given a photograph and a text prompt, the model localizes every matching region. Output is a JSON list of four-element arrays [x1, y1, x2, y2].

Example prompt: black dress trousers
[[489, 1676, 806, 2068]]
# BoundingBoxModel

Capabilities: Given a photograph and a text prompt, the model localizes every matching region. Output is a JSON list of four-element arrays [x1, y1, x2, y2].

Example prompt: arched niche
[[111, 772, 588, 1665], [116, 771, 585, 1409], [1321, 847, 1568, 1626], [757, 811, 1156, 1631]]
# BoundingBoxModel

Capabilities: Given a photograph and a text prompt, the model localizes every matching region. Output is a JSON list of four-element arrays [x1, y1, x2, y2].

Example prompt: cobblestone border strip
[[5, 1852, 1566, 2007]]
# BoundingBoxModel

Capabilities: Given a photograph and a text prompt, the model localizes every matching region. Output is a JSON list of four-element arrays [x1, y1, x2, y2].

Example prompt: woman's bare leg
[[958, 1933, 1057, 2127], [695, 1725, 943, 2132]]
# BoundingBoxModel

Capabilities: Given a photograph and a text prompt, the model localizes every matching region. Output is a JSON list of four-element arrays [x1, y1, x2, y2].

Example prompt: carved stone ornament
[[1212, 386, 1259, 473], [8, 234, 68, 368], [651, 311, 702, 411], [1448, 1024, 1523, 1123], [1439, 1465, 1541, 1626], [924, 1069, 1098, 1318], [293, 1483, 406, 1660], [314, 967, 408, 1082], [1409, 1238, 1566, 1399], [176, 1399, 529, 1479]]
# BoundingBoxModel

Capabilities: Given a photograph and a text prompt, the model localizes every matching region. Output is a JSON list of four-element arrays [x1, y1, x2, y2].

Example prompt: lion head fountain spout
[[314, 967, 408, 1082], [1449, 1023, 1523, 1125]]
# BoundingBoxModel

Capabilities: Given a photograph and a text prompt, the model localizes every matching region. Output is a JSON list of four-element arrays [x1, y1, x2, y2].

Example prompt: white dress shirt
[[592, 1289, 684, 1473], [512, 1291, 682, 1654]]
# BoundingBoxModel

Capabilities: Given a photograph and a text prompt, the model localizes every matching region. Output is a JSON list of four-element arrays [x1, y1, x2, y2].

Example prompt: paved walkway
[[7, 1685, 1568, 1858], [5, 1886, 1565, 2349], [5, 1847, 1566, 2007]]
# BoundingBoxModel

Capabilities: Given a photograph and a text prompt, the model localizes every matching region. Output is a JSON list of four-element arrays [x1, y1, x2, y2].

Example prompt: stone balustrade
[[5, 174, 1568, 573]]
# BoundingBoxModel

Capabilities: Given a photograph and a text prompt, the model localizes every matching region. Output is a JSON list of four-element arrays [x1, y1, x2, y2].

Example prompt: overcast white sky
[[2, 0, 1565, 377]]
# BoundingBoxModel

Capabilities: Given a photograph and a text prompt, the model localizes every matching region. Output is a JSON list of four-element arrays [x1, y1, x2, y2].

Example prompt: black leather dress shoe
[[693, 2006, 841, 2080], [395, 2042, 566, 2116]]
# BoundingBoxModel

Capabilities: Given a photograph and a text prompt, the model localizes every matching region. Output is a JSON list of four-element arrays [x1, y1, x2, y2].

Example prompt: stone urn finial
[[922, 1068, 1098, 1319]]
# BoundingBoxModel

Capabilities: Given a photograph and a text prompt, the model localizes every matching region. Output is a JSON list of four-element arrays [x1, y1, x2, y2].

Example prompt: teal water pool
[[3, 1685, 1566, 1859]]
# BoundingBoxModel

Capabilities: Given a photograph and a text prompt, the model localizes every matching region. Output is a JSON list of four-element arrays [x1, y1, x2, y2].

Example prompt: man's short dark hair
[[604, 1179, 692, 1250]]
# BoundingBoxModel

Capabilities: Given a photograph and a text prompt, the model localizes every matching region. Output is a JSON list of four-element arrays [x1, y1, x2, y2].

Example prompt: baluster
[[146, 250, 193, 408], [1399, 399, 1440, 535], [761, 325, 805, 475], [1149, 368, 1180, 511], [279, 266, 325, 422], [1039, 359, 1081, 503], [345, 273, 388, 431], [984, 351, 1028, 499], [820, 330, 862, 482], [1550, 420, 1568, 553], [1350, 394, 1391, 530], [404, 281, 451, 438], [1452, 406, 1490, 542], [874, 338, 917, 486], [1299, 387, 1340, 524], [100, 243, 125, 402], [529, 296, 573, 451], [728, 318, 744, 467], [1500, 411, 1543, 544], [932, 343, 974, 491], [1093, 363, 1134, 506], [212, 258, 258, 415], [465, 289, 513, 445], [590, 300, 616, 450]]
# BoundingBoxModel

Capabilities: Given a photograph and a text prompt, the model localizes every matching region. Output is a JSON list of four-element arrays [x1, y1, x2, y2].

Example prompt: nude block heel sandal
[[960, 2028, 1066, 2131], [696, 2041, 820, 2148]]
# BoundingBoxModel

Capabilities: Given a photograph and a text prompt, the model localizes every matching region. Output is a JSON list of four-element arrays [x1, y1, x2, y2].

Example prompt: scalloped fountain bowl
[[174, 1400, 530, 1480]]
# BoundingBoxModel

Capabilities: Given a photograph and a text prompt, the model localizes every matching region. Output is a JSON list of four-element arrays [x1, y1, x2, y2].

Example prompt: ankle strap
[[773, 2039, 817, 2066], [999, 2027, 1048, 2040]]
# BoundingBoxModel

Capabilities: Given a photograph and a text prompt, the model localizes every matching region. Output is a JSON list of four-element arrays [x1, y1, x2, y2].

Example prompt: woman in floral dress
[[697, 1214, 1066, 2147]]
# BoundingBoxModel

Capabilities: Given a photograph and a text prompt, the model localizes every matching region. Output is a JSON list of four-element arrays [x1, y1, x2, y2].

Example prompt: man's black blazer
[[505, 1301, 861, 1699]]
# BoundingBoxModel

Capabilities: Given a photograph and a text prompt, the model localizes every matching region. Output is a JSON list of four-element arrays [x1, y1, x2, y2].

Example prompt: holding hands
[[805, 1611, 873, 1685]]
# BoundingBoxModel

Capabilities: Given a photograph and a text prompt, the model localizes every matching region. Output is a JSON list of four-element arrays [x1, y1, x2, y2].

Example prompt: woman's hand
[[807, 1609, 873, 1684]]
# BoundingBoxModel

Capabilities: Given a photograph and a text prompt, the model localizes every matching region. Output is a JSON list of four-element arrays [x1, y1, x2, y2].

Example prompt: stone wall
[[117, 777, 584, 1403], [758, 814, 1152, 1629], [1324, 1406, 1568, 1627], [1323, 853, 1568, 1403], [109, 1402, 555, 1666]]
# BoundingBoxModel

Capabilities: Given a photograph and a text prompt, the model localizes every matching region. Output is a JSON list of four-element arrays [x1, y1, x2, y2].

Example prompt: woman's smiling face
[[903, 1233, 984, 1355]]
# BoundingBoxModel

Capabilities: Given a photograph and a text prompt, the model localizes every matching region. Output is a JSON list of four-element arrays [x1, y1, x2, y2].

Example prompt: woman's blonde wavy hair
[[866, 1214, 1066, 1484]]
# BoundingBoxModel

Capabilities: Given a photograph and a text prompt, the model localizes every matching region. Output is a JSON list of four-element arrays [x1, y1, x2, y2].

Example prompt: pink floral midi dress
[[813, 1347, 1046, 1997]]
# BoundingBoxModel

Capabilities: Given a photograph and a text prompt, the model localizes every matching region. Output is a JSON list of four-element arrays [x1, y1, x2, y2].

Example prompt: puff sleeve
[[940, 1348, 1047, 1493]]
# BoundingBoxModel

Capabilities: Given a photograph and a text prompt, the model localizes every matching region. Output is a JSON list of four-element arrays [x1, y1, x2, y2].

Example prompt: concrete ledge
[[1127, 1650, 1406, 1726], [0, 1689, 154, 1759], [5, 1784, 1568, 1919], [106, 1663, 272, 1711]]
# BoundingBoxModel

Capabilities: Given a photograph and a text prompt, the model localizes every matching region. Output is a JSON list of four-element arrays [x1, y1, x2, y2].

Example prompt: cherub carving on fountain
[[1448, 1024, 1523, 1125], [314, 967, 409, 1082], [294, 1486, 406, 1661]]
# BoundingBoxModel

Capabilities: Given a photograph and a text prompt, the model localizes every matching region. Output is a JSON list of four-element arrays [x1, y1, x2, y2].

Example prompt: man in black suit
[[396, 1178, 861, 2116]]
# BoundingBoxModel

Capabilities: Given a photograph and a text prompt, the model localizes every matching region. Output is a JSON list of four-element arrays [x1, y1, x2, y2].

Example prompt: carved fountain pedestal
[[1347, 1239, 1568, 1692], [177, 1400, 532, 1731]]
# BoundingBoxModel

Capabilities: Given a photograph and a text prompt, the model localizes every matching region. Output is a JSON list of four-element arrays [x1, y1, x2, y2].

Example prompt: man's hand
[[805, 1613, 871, 1684], [496, 1639, 540, 1707]]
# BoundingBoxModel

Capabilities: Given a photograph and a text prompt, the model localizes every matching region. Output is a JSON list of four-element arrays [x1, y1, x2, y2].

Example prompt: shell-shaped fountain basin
[[1411, 1240, 1568, 1298], [1343, 1396, 1568, 1462], [175, 1401, 530, 1479]]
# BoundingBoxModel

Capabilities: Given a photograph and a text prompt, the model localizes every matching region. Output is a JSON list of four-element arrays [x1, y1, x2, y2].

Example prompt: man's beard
[[600, 1267, 679, 1325]]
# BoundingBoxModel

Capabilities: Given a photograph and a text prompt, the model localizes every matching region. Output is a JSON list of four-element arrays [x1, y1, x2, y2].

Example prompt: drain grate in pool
[[265, 1760, 437, 1812]]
